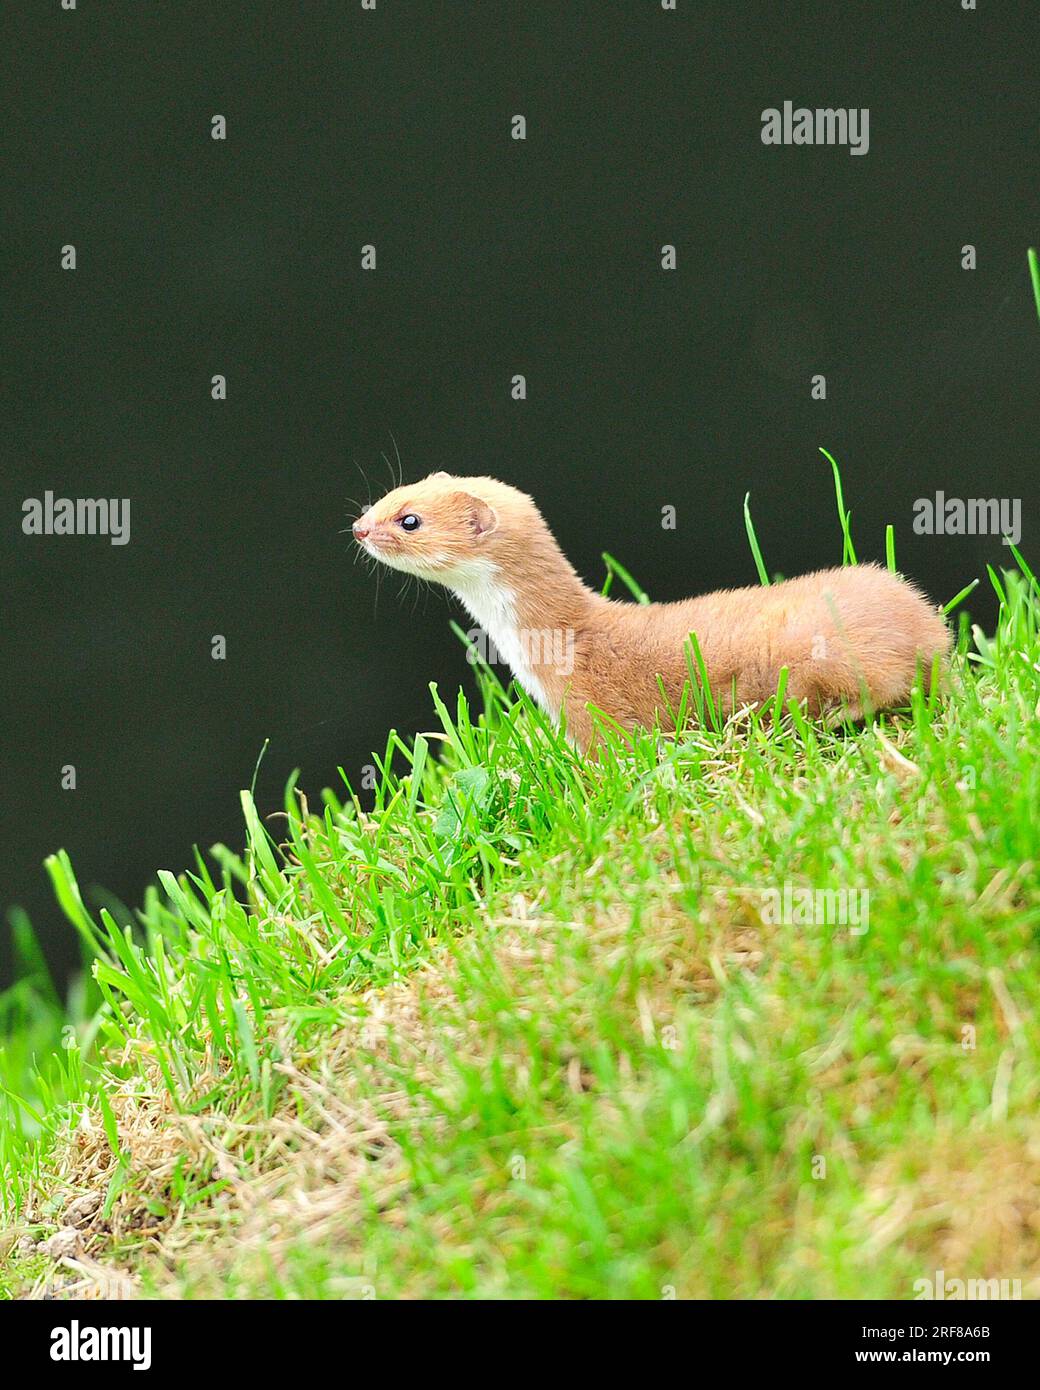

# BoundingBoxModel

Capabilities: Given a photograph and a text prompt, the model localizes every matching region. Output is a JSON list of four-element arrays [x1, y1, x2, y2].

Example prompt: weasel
[[353, 473, 951, 750]]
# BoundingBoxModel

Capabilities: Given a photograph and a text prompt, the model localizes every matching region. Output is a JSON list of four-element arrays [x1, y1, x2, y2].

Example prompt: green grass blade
[[601, 553, 650, 604], [743, 493, 771, 586], [943, 578, 979, 615], [819, 446, 857, 565]]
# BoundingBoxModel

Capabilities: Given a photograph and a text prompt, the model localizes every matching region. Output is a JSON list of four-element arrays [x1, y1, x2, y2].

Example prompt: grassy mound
[[2, 516, 1039, 1299]]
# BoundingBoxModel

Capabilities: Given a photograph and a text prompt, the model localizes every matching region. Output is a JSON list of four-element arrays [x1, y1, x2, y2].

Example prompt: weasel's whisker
[[352, 457, 373, 509], [381, 450, 398, 493], [388, 429, 404, 488]]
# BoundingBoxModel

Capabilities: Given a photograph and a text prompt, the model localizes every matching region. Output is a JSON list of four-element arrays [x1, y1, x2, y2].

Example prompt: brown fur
[[354, 474, 951, 750]]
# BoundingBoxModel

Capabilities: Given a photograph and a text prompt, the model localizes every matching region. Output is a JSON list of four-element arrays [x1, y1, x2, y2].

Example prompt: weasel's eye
[[399, 513, 422, 532]]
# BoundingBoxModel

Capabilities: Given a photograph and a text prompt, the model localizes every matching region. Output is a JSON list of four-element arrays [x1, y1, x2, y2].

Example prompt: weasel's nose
[[352, 518, 371, 541]]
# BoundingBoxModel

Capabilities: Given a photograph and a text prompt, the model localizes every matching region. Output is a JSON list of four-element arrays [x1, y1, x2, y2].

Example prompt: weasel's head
[[352, 473, 538, 588]]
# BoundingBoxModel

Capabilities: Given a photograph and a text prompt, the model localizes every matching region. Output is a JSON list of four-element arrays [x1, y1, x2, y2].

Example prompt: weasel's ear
[[428, 470, 451, 481], [453, 491, 498, 538]]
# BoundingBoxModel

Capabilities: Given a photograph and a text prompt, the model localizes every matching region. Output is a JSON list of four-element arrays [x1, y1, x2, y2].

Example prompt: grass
[[2, 448, 1040, 1298]]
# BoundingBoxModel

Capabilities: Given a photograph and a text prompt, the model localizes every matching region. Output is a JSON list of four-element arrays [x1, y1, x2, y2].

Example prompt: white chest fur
[[447, 559, 553, 713]]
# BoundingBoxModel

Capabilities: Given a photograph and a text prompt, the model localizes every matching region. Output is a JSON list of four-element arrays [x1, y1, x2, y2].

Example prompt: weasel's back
[[578, 564, 950, 728]]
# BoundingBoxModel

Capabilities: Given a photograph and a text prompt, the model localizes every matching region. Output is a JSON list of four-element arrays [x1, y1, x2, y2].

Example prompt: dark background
[[2, 1, 1037, 988]]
